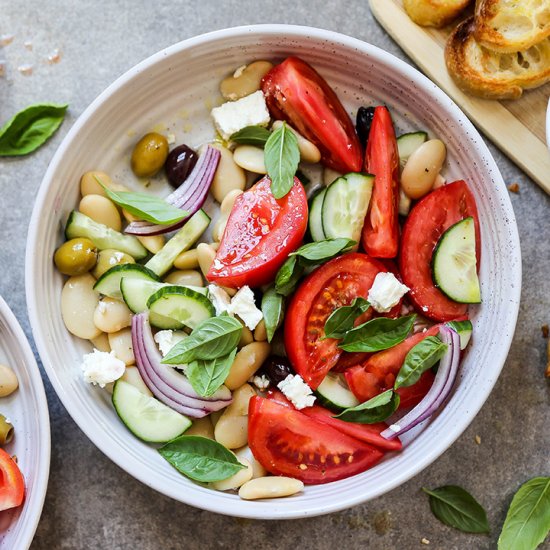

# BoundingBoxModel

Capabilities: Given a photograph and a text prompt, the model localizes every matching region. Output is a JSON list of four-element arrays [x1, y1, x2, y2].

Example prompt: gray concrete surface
[[0, 1, 549, 548]]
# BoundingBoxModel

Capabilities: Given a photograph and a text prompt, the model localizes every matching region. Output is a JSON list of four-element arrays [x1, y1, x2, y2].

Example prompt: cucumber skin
[[120, 279, 167, 313], [397, 131, 428, 163], [65, 210, 148, 260], [93, 264, 160, 298], [313, 391, 347, 413], [308, 188, 327, 242]]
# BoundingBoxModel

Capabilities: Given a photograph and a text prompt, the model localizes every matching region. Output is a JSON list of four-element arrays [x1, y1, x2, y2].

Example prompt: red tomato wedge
[[248, 396, 384, 484], [207, 175, 308, 288], [284, 253, 392, 390], [361, 106, 400, 258], [399, 180, 481, 321], [261, 57, 363, 173], [345, 326, 441, 405], [0, 448, 25, 511]]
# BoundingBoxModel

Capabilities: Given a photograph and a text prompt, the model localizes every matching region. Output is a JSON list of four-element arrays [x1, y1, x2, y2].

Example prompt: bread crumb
[[542, 325, 549, 338], [475, 435, 481, 445], [507, 183, 520, 193], [421, 538, 430, 545]]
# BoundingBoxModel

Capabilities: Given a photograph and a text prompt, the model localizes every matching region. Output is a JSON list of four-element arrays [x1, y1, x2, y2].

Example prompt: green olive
[[54, 238, 98, 276], [91, 249, 135, 279], [131, 132, 169, 178], [0, 415, 14, 445]]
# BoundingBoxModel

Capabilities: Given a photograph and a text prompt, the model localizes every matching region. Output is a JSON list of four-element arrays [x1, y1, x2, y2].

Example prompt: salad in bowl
[[52, 53, 483, 499]]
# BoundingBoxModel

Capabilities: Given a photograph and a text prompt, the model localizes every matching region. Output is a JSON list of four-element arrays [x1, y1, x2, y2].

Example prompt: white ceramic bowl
[[26, 25, 521, 519], [0, 297, 50, 548]]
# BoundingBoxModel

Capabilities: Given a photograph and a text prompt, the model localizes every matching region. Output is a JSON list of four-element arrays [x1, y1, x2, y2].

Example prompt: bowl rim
[[25, 23, 521, 519], [0, 297, 51, 548]]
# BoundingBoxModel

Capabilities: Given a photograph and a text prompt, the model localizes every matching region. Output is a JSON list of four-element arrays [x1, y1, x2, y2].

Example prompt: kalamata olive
[[131, 132, 169, 178], [356, 106, 375, 148], [54, 238, 98, 276], [165, 144, 198, 188], [259, 356, 293, 387]]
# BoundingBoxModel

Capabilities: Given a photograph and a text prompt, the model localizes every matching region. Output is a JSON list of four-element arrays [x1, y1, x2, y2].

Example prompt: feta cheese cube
[[211, 91, 270, 140], [81, 349, 125, 388], [228, 286, 263, 330], [154, 330, 188, 357], [250, 374, 270, 391], [207, 284, 232, 316], [277, 374, 316, 410], [368, 272, 409, 313]]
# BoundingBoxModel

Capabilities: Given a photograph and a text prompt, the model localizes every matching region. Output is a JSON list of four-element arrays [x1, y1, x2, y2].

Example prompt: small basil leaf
[[394, 336, 447, 390], [423, 486, 490, 534], [162, 316, 242, 364], [0, 103, 68, 156], [186, 348, 237, 397], [339, 314, 416, 353], [264, 122, 300, 199], [275, 256, 304, 297], [98, 179, 188, 225], [334, 389, 400, 424], [261, 287, 285, 343], [324, 297, 371, 339], [229, 125, 271, 146], [498, 477, 550, 550], [290, 238, 356, 265], [158, 435, 245, 482]]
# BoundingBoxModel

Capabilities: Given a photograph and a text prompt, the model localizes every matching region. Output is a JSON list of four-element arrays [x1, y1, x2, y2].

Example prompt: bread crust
[[474, 0, 550, 53], [445, 16, 550, 99], [404, 0, 472, 28]]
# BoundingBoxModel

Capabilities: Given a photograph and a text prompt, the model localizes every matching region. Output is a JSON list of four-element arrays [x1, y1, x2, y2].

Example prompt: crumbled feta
[[211, 90, 270, 140], [277, 374, 316, 410], [228, 286, 263, 330], [81, 349, 125, 388], [368, 272, 410, 313], [207, 284, 232, 316], [154, 330, 187, 357], [250, 374, 270, 391]]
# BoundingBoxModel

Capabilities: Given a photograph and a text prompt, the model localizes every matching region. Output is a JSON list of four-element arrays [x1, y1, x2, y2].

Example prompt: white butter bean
[[173, 249, 199, 270], [401, 139, 446, 199], [61, 273, 101, 339], [108, 328, 135, 365], [433, 173, 446, 189], [79, 194, 122, 231], [323, 167, 343, 186], [234, 446, 267, 479], [220, 61, 274, 100], [122, 208, 140, 223], [121, 366, 152, 396], [0, 364, 18, 397], [238, 477, 304, 500], [253, 319, 267, 342], [214, 384, 256, 449], [225, 342, 271, 390], [220, 189, 243, 216], [164, 269, 204, 287], [80, 171, 129, 197], [92, 249, 135, 279], [212, 458, 253, 491], [90, 332, 111, 353], [233, 145, 267, 174], [137, 234, 165, 254], [185, 416, 215, 439], [197, 243, 216, 279], [93, 298, 132, 333], [272, 120, 321, 164], [398, 188, 411, 216], [238, 326, 254, 348], [210, 144, 246, 203]]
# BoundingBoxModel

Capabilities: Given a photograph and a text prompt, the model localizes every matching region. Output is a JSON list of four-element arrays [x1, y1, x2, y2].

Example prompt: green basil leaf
[[264, 122, 300, 199], [394, 336, 447, 389], [290, 238, 356, 265], [229, 125, 271, 146], [275, 256, 304, 297], [324, 297, 370, 339], [162, 316, 242, 364], [334, 389, 400, 424], [498, 477, 550, 550], [158, 435, 245, 482], [186, 348, 237, 397], [0, 103, 68, 156], [98, 179, 188, 225], [423, 485, 490, 534], [261, 287, 285, 342], [339, 314, 416, 353]]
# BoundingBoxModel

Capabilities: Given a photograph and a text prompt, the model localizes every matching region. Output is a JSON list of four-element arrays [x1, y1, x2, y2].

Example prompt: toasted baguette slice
[[445, 16, 550, 99], [404, 0, 472, 28], [475, 0, 550, 53]]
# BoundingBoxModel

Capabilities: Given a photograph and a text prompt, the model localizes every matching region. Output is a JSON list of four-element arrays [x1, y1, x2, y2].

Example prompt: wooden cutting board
[[370, 0, 550, 195]]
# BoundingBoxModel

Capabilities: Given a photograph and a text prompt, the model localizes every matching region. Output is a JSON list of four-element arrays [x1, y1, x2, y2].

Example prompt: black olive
[[259, 356, 294, 387], [165, 144, 198, 188], [356, 106, 375, 148]]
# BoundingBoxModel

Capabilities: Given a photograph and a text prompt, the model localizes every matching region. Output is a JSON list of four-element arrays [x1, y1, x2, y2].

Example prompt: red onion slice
[[132, 313, 231, 418], [125, 145, 220, 236], [381, 325, 460, 440]]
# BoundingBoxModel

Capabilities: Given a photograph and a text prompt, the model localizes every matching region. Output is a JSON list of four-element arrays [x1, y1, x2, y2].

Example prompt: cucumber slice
[[145, 210, 210, 277], [397, 131, 428, 166], [314, 373, 359, 412], [147, 285, 215, 330], [321, 173, 374, 242], [65, 210, 147, 260], [309, 188, 327, 242], [446, 320, 473, 350], [121, 279, 167, 313], [94, 264, 160, 299], [432, 217, 481, 304], [112, 380, 191, 443]]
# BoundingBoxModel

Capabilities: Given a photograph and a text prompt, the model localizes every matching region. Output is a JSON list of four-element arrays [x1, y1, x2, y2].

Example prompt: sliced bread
[[403, 0, 472, 28], [475, 0, 550, 53], [445, 16, 550, 99]]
